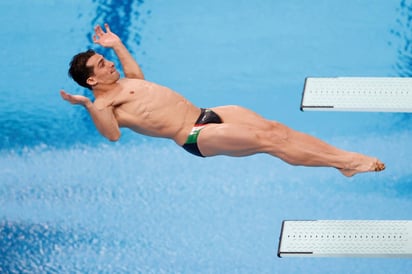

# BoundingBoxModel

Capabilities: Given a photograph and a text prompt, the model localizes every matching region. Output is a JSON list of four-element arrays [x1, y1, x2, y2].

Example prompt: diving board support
[[300, 77, 412, 112], [278, 220, 412, 258]]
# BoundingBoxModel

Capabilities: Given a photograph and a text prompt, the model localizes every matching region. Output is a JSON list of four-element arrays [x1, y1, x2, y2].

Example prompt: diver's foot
[[338, 156, 385, 177]]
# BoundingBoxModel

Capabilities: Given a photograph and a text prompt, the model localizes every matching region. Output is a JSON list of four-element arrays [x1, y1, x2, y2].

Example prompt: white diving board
[[278, 220, 412, 258], [300, 77, 412, 112]]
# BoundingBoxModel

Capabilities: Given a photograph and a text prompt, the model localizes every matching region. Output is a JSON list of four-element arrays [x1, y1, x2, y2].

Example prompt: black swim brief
[[182, 108, 223, 157]]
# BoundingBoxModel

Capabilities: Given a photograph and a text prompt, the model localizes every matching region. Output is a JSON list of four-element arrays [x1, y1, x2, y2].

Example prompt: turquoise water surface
[[1, 0, 412, 273]]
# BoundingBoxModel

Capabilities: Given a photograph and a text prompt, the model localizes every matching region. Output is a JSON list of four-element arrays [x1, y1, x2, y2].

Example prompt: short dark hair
[[68, 49, 96, 90]]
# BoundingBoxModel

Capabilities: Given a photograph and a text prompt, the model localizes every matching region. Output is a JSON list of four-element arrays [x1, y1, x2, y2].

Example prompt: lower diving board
[[278, 220, 412, 258], [300, 77, 412, 112]]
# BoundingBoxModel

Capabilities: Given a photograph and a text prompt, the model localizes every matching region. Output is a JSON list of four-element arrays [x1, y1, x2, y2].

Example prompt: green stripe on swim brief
[[186, 126, 203, 144]]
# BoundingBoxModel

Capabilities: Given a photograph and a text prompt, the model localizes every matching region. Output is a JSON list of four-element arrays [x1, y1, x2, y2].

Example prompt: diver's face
[[86, 54, 120, 87]]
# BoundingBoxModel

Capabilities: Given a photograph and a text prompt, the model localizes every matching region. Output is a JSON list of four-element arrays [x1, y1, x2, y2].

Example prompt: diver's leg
[[199, 108, 384, 176]]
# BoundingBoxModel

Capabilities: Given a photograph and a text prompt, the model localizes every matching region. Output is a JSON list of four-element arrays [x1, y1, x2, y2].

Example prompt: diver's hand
[[60, 90, 92, 107], [93, 23, 121, 48]]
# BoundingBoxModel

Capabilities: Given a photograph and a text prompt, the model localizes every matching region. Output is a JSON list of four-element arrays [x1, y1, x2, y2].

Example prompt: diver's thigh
[[211, 105, 272, 128], [197, 123, 266, 157]]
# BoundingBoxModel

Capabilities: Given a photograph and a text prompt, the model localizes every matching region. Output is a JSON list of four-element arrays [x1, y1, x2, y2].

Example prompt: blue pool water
[[1, 0, 412, 273]]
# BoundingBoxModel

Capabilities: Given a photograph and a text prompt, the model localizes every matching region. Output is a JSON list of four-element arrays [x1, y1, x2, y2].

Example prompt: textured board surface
[[301, 77, 412, 112], [278, 220, 412, 257]]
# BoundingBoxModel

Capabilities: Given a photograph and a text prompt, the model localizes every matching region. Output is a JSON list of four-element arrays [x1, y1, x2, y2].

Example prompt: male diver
[[61, 24, 385, 177]]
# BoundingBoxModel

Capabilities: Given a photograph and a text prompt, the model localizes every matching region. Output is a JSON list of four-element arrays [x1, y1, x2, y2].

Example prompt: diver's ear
[[86, 76, 97, 87]]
